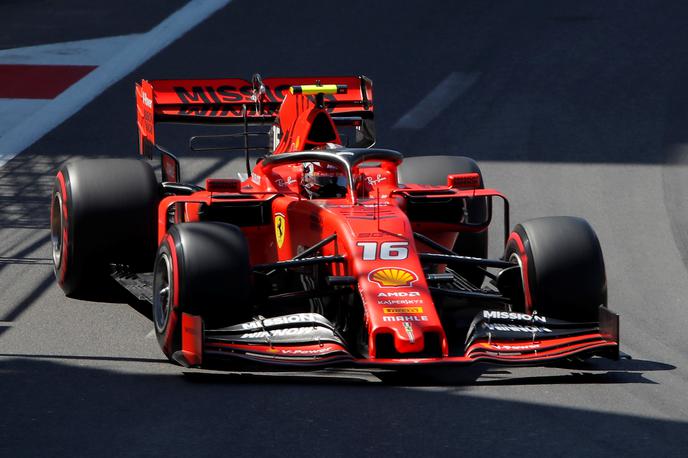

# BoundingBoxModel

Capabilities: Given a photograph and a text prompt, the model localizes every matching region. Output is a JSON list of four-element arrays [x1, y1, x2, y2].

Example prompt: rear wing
[[135, 74, 373, 156]]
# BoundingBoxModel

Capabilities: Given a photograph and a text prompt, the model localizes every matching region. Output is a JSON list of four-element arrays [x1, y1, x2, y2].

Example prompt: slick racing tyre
[[152, 222, 251, 360], [504, 216, 607, 322], [398, 155, 488, 286], [51, 159, 158, 296]]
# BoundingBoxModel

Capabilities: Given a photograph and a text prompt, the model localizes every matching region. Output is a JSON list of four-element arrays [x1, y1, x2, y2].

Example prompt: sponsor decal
[[274, 213, 286, 248], [251, 174, 261, 186], [383, 307, 424, 314], [483, 343, 541, 351], [366, 174, 387, 186], [482, 310, 547, 323], [275, 176, 296, 188], [378, 291, 421, 297], [368, 267, 418, 288], [241, 327, 320, 339], [241, 313, 317, 330], [171, 82, 338, 117], [174, 84, 292, 105], [485, 323, 552, 333], [379, 300, 423, 305], [278, 348, 332, 355], [141, 91, 153, 108], [403, 322, 415, 343], [383, 315, 429, 322]]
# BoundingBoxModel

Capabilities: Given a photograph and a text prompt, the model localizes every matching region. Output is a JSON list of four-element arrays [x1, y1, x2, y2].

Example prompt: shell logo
[[368, 267, 418, 288]]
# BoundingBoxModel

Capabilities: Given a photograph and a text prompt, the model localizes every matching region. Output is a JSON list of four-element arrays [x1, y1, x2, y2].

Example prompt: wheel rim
[[50, 192, 64, 269], [154, 252, 173, 332], [508, 252, 523, 276], [509, 251, 530, 312]]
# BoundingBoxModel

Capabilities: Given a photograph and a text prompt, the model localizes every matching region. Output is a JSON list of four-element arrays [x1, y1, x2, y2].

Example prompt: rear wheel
[[398, 155, 488, 286], [504, 216, 607, 321], [153, 222, 252, 361], [51, 159, 158, 296]]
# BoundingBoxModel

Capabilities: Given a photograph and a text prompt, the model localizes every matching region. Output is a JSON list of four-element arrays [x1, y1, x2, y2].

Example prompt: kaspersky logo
[[368, 267, 418, 288]]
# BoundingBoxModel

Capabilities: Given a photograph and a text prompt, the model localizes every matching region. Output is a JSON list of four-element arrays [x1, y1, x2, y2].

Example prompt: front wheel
[[504, 216, 607, 322], [153, 222, 252, 361]]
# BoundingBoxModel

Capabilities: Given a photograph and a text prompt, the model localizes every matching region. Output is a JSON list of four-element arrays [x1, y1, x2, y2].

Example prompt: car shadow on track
[[0, 355, 686, 456], [180, 355, 674, 388], [0, 352, 168, 365], [55, 276, 155, 320]]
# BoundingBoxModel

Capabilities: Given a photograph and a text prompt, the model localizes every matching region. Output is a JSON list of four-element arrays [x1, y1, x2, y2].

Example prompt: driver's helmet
[[301, 162, 348, 198]]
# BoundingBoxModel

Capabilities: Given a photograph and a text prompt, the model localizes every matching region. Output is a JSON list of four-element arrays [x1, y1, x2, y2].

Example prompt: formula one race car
[[50, 74, 619, 368]]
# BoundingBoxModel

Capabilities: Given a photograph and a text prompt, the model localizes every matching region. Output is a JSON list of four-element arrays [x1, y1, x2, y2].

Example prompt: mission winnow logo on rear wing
[[173, 85, 342, 117], [174, 85, 292, 104]]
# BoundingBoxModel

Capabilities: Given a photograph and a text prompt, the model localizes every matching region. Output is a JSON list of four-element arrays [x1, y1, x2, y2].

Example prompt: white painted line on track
[[0, 35, 143, 140], [0, 0, 232, 168], [393, 71, 480, 129]]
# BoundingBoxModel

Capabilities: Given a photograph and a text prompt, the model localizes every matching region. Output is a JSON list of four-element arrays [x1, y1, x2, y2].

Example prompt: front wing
[[175, 307, 619, 368]]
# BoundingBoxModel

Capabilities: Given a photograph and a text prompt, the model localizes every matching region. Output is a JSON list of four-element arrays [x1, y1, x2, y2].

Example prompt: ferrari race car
[[50, 74, 619, 368]]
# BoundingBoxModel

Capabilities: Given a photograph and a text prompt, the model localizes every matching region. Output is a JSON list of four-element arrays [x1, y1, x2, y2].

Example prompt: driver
[[301, 162, 348, 199]]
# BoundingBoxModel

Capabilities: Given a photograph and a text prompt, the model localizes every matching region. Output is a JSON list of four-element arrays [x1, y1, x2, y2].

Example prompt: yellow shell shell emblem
[[274, 213, 286, 248], [368, 267, 418, 288]]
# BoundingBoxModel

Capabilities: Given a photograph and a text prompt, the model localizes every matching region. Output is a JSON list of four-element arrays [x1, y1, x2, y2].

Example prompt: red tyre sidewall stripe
[[507, 232, 533, 313], [162, 233, 180, 355], [55, 171, 69, 283], [166, 234, 180, 307]]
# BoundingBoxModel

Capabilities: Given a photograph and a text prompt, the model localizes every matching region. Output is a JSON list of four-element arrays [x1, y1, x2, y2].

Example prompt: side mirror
[[161, 150, 180, 183]]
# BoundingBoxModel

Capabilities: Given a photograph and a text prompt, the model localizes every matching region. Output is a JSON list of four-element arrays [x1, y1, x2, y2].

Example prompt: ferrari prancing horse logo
[[274, 213, 286, 248]]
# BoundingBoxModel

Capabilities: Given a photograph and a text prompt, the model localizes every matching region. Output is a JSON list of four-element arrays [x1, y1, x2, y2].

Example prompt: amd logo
[[378, 292, 420, 298]]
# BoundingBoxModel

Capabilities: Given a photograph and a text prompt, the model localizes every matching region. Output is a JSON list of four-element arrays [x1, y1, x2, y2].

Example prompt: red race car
[[50, 74, 619, 368]]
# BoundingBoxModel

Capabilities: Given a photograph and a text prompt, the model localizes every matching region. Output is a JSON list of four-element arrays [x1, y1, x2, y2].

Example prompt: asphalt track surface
[[1, 1, 688, 456]]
